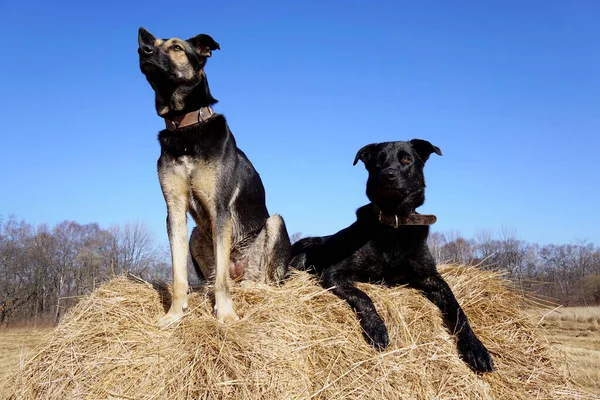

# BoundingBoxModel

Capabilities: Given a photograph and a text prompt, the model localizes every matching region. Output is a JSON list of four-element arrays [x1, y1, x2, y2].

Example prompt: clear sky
[[1, 1, 598, 246]]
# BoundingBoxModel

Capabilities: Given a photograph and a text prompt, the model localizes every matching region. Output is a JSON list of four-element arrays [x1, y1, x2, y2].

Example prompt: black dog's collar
[[164, 106, 214, 131], [372, 204, 437, 228]]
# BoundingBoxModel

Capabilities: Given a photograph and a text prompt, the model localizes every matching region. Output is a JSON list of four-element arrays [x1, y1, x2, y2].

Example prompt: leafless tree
[[440, 230, 476, 265], [427, 232, 447, 263], [290, 232, 303, 244]]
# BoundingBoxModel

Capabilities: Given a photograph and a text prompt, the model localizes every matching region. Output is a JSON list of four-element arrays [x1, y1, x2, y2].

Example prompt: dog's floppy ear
[[353, 143, 377, 166], [409, 139, 442, 162], [187, 34, 221, 57], [138, 27, 156, 48]]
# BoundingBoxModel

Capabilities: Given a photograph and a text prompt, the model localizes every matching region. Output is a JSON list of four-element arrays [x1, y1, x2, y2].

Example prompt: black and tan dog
[[290, 140, 494, 372], [137, 27, 291, 327]]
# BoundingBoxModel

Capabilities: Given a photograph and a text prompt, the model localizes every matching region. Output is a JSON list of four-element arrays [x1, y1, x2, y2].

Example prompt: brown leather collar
[[372, 203, 437, 228], [164, 106, 214, 131]]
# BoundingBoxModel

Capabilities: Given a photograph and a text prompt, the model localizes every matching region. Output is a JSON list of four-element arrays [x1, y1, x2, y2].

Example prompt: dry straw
[[1, 265, 595, 399]]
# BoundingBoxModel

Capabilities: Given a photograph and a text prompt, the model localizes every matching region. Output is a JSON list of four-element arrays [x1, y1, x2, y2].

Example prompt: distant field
[[0, 326, 54, 382], [529, 306, 600, 395], [1, 309, 599, 395]]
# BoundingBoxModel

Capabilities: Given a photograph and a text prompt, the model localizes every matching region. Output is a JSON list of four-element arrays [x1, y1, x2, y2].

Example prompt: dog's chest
[[158, 155, 218, 215], [367, 231, 419, 267]]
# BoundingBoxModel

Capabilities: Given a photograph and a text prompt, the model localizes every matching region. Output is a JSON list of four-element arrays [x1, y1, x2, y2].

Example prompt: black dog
[[290, 140, 494, 373], [138, 27, 291, 327]]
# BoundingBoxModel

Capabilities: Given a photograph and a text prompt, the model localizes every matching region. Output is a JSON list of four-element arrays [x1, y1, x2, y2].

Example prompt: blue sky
[[1, 1, 599, 246]]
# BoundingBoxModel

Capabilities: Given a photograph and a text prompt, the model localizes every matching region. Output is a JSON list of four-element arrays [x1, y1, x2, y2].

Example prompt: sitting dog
[[290, 140, 494, 372], [137, 27, 291, 327]]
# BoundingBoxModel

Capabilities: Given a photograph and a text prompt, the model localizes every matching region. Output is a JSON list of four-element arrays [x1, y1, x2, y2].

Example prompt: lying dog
[[290, 140, 494, 372], [137, 27, 291, 327]]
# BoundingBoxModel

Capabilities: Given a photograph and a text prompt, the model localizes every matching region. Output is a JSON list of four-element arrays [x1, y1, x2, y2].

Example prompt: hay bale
[[0, 265, 593, 399]]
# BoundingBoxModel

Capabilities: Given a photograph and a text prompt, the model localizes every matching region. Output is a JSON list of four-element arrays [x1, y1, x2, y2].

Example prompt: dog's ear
[[138, 27, 156, 48], [409, 139, 442, 162], [187, 34, 221, 57], [353, 143, 377, 166]]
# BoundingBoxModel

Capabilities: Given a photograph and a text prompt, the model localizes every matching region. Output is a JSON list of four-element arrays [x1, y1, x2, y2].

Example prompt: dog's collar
[[164, 106, 214, 131], [372, 204, 437, 228]]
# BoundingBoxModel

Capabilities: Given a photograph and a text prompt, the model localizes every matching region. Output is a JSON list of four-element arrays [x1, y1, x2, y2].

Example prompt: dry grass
[[535, 306, 600, 324], [529, 306, 600, 395], [0, 265, 596, 399], [0, 326, 54, 382]]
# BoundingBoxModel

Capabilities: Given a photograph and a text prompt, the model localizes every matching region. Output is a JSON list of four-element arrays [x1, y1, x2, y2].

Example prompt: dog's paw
[[362, 318, 390, 350], [216, 309, 240, 323], [457, 334, 494, 373], [214, 304, 240, 323], [156, 310, 184, 329], [214, 291, 240, 323]]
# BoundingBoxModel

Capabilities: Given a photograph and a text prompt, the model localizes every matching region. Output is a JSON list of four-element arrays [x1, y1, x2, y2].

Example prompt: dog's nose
[[379, 169, 396, 182], [141, 45, 154, 55]]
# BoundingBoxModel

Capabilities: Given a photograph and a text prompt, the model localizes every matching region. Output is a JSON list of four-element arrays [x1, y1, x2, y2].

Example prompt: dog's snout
[[141, 44, 154, 55], [379, 169, 396, 182]]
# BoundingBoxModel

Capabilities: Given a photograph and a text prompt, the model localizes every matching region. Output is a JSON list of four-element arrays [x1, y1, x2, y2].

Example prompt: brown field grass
[[0, 326, 54, 382], [528, 306, 600, 395], [0, 266, 598, 399]]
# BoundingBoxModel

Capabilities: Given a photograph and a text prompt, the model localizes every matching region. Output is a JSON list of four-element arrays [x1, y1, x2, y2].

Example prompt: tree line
[[1, 217, 599, 326], [0, 216, 169, 325], [428, 228, 600, 306]]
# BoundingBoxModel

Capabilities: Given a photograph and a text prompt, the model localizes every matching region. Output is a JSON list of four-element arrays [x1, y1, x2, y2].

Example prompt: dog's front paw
[[457, 334, 494, 373], [216, 309, 239, 323], [156, 309, 185, 329], [361, 316, 390, 350], [214, 303, 240, 323]]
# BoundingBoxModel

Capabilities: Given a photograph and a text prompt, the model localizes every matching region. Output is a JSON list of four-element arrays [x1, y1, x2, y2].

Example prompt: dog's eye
[[171, 45, 183, 51], [400, 156, 411, 165]]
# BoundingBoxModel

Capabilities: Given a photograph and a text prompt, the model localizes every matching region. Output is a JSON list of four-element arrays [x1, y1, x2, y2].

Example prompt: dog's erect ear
[[187, 34, 220, 57], [409, 139, 442, 162], [138, 27, 156, 48], [353, 143, 377, 166]]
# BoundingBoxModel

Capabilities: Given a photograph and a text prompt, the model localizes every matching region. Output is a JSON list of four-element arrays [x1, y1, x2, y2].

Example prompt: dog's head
[[137, 27, 220, 117], [353, 140, 442, 216]]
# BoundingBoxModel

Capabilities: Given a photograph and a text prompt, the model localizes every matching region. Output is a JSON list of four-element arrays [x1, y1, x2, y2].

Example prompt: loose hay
[[1, 265, 595, 399]]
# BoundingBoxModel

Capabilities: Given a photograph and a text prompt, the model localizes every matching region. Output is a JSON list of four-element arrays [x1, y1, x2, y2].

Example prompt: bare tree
[[101, 222, 161, 277], [427, 232, 447, 263], [290, 232, 303, 244], [474, 229, 497, 268], [441, 231, 476, 265], [0, 217, 35, 324], [496, 227, 529, 280]]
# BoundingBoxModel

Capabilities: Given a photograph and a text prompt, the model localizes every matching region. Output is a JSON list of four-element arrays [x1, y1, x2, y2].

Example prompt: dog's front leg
[[158, 202, 189, 328], [408, 268, 494, 372], [322, 268, 389, 349], [212, 211, 239, 322]]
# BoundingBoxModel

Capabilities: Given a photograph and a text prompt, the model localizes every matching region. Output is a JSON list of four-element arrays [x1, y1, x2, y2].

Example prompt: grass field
[[1, 307, 599, 396], [530, 306, 600, 395], [0, 325, 55, 382]]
